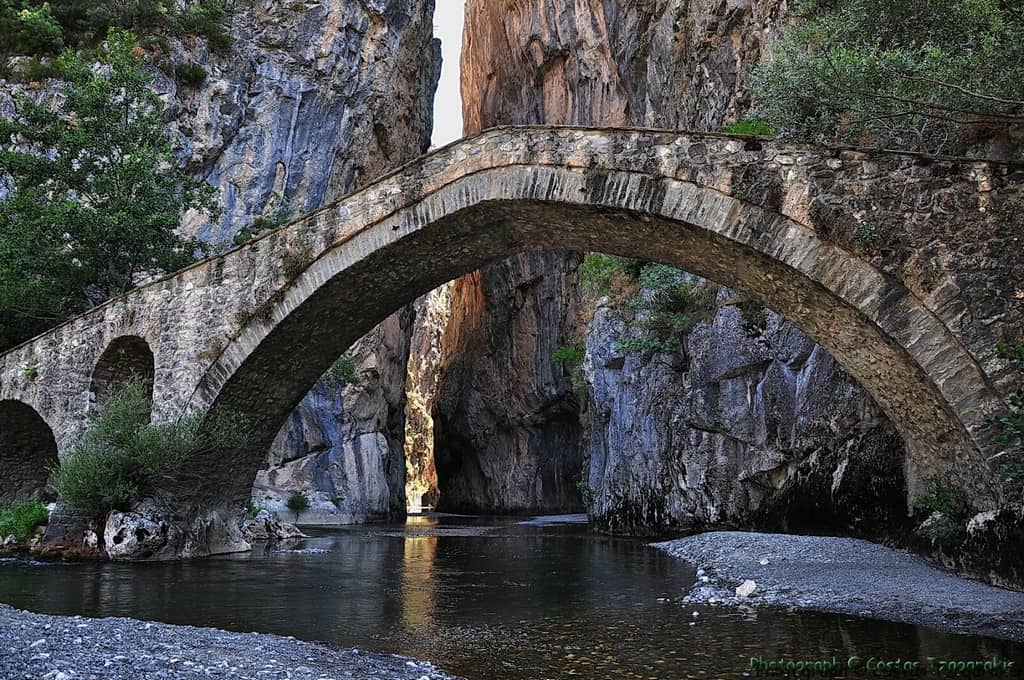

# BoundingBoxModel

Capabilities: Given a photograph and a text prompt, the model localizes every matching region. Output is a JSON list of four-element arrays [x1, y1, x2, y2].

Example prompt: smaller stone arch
[[90, 336, 155, 409], [0, 401, 59, 503]]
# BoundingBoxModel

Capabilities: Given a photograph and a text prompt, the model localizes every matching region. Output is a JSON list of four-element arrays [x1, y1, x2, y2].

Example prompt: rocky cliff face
[[428, 0, 910, 533], [584, 294, 908, 538], [0, 1, 441, 526], [159, 0, 440, 524]]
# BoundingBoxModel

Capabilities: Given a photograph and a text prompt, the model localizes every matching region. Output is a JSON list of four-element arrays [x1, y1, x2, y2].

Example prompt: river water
[[1, 515, 1021, 678]]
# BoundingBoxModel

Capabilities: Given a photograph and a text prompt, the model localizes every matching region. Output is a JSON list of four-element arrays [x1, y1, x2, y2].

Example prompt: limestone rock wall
[[437, 0, 911, 531], [0, 0, 442, 523], [164, 0, 441, 524]]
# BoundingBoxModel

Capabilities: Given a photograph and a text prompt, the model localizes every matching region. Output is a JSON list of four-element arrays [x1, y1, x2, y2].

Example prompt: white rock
[[735, 580, 757, 598], [759, 558, 770, 566]]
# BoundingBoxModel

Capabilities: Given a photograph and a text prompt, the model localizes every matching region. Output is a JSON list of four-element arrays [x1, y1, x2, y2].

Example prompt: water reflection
[[1, 516, 1021, 679]]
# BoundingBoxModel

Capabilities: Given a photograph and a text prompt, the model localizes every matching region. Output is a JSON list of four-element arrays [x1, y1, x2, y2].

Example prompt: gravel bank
[[654, 531, 1024, 641], [0, 604, 456, 679]]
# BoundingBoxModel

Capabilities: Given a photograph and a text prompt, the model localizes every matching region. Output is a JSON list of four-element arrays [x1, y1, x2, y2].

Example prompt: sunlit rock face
[[157, 0, 441, 521], [425, 0, 910, 530]]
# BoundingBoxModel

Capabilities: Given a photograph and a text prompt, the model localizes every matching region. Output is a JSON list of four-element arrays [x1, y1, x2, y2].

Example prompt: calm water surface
[[1, 515, 1021, 678]]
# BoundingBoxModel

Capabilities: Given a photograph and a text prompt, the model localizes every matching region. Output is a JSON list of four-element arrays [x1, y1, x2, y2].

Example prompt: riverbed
[[1, 515, 1022, 678]]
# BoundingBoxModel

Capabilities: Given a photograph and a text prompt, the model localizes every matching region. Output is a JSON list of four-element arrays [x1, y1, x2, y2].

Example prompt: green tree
[[752, 0, 1024, 153], [0, 0, 63, 69], [0, 29, 219, 349]]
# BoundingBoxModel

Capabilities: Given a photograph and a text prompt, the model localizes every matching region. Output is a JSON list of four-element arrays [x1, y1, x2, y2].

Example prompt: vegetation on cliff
[[753, 0, 1023, 153], [50, 377, 245, 518], [0, 0, 230, 75], [0, 30, 219, 350]]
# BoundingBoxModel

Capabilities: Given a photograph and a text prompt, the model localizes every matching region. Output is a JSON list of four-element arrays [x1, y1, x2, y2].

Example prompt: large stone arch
[[0, 400, 59, 503], [90, 335, 155, 410], [188, 163, 1002, 510]]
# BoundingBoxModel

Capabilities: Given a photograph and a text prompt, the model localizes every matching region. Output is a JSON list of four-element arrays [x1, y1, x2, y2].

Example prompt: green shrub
[[280, 237, 313, 281], [617, 265, 719, 356], [853, 219, 877, 245], [749, 0, 1024, 154], [171, 0, 233, 51], [722, 118, 776, 136], [10, 56, 61, 83], [50, 377, 247, 518], [613, 335, 680, 356], [913, 482, 967, 545], [22, 359, 39, 380], [322, 355, 362, 388], [989, 340, 1024, 478], [0, 501, 48, 542], [174, 62, 207, 87], [331, 495, 345, 508], [286, 490, 310, 518], [576, 480, 595, 510], [737, 297, 768, 337], [243, 498, 261, 521], [553, 345, 585, 368], [579, 253, 626, 295]]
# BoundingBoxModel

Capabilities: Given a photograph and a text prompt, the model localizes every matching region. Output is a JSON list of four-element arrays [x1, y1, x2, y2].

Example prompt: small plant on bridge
[[0, 501, 48, 542], [286, 491, 311, 519], [280, 236, 315, 282], [235, 193, 292, 246], [49, 377, 248, 518], [988, 340, 1024, 479], [22, 359, 39, 381]]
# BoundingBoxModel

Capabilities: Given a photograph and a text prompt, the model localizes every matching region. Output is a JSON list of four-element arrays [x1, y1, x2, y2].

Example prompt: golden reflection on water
[[400, 517, 439, 629]]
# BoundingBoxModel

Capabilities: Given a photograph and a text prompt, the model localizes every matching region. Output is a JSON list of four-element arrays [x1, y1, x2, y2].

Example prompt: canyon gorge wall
[[414, 0, 911, 536], [0, 0, 441, 522], [171, 0, 441, 523]]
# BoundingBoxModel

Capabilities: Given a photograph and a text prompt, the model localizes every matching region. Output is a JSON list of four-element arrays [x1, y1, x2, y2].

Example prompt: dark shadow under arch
[[0, 400, 59, 503], [90, 335, 155, 409]]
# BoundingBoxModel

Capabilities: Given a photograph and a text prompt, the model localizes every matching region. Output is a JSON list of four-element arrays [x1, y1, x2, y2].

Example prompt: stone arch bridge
[[1, 127, 1021, 550]]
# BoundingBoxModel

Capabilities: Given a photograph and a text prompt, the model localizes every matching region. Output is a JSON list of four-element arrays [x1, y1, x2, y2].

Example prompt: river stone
[[104, 511, 169, 561], [241, 510, 306, 543]]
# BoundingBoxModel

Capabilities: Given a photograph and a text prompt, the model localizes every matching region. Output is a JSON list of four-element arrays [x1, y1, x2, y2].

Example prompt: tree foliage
[[752, 0, 1024, 153], [50, 377, 247, 518], [0, 0, 230, 64], [0, 30, 219, 350]]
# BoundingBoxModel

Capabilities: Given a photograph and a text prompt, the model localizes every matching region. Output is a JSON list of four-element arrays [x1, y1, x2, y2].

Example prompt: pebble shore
[[655, 531, 1024, 641], [0, 604, 456, 679]]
